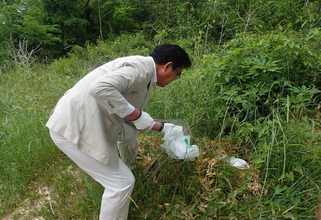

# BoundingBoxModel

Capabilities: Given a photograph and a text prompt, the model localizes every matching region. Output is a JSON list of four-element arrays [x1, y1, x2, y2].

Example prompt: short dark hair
[[150, 44, 192, 69]]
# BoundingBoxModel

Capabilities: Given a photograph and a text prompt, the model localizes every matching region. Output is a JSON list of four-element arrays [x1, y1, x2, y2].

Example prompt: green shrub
[[49, 32, 153, 78], [147, 29, 321, 138]]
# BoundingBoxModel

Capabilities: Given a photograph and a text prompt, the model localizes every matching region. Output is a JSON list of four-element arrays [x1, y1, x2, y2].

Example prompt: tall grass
[[0, 65, 59, 214], [146, 78, 321, 219]]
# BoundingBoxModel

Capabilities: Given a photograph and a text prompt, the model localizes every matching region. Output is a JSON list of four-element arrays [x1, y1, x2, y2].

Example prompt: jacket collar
[[152, 60, 157, 85]]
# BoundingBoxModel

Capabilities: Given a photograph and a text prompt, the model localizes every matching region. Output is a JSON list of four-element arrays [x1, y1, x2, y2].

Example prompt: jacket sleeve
[[88, 66, 143, 117]]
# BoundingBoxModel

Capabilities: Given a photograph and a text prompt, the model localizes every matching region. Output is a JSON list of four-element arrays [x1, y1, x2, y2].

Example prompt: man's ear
[[164, 61, 174, 71]]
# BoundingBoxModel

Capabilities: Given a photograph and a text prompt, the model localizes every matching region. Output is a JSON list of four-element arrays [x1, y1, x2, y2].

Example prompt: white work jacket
[[46, 56, 156, 167]]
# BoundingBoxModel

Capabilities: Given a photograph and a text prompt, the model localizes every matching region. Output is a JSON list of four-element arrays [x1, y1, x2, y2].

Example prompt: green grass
[[1, 34, 321, 219]]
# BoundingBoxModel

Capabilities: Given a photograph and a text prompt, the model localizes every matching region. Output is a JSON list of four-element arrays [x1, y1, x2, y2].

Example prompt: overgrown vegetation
[[1, 0, 321, 219]]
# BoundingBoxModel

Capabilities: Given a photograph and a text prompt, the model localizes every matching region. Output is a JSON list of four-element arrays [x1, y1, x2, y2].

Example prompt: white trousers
[[49, 130, 135, 220]]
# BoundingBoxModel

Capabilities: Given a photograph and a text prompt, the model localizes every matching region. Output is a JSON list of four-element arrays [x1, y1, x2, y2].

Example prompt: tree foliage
[[1, 0, 321, 62]]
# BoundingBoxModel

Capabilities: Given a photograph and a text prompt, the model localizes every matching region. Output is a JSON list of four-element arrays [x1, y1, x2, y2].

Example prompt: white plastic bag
[[220, 155, 250, 169], [161, 125, 200, 160]]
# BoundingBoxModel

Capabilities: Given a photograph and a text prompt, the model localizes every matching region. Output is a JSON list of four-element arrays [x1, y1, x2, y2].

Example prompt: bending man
[[46, 44, 192, 219]]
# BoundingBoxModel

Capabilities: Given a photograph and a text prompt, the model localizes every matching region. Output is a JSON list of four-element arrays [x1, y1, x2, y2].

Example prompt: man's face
[[156, 62, 184, 87]]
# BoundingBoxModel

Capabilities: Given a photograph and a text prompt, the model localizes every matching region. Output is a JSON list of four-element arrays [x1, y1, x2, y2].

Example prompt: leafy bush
[[148, 29, 321, 138], [49, 32, 153, 77], [206, 29, 320, 129]]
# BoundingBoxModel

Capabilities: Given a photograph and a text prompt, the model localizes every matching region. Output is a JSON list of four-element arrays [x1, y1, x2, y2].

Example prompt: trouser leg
[[49, 130, 135, 220]]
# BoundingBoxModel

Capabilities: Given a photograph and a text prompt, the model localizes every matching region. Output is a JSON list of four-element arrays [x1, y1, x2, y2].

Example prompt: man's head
[[150, 44, 192, 87]]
